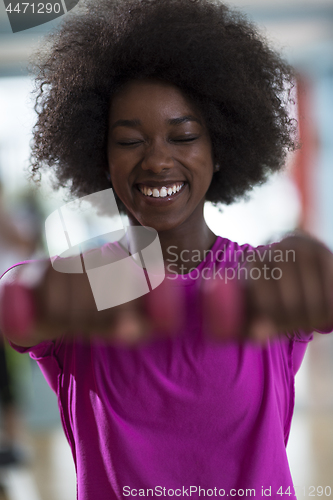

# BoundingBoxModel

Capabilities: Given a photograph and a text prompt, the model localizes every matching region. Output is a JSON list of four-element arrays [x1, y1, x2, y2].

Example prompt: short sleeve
[[291, 330, 313, 375], [9, 337, 65, 394]]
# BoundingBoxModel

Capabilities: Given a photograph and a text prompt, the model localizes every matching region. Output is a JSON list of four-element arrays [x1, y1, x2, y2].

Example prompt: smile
[[138, 182, 185, 198]]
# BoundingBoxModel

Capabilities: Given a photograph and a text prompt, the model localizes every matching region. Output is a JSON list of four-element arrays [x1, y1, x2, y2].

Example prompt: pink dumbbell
[[0, 277, 245, 343], [0, 282, 36, 340], [200, 276, 245, 341]]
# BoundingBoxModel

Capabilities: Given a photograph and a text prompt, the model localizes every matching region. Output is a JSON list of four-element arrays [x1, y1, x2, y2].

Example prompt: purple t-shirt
[[10, 237, 314, 499]]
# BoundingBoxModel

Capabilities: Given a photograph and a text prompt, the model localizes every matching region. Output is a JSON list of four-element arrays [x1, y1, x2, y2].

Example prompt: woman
[[1, 0, 333, 498]]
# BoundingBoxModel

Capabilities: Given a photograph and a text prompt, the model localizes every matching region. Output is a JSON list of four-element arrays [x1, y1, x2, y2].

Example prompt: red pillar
[[291, 75, 319, 232]]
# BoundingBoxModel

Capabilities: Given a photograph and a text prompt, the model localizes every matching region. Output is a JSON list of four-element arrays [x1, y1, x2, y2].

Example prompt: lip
[[136, 180, 186, 189]]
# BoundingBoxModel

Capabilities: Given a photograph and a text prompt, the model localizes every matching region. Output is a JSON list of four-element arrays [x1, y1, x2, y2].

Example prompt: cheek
[[108, 148, 138, 181], [110, 174, 125, 199], [108, 166, 135, 211], [107, 163, 124, 198], [196, 159, 214, 184], [188, 143, 214, 177]]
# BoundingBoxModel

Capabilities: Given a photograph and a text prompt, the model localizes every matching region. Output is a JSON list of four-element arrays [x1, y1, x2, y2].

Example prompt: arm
[[0, 260, 183, 348], [201, 234, 333, 342], [0, 264, 49, 348], [247, 234, 333, 339]]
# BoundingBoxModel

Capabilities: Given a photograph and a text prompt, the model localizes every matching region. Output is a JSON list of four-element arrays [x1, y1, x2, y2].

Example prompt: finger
[[311, 249, 333, 330], [277, 245, 333, 331], [274, 261, 307, 328], [67, 272, 100, 331], [277, 235, 333, 330], [246, 264, 284, 327], [37, 268, 71, 328], [296, 248, 329, 329]]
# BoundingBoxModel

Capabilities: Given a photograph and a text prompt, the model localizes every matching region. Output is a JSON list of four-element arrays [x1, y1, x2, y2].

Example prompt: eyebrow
[[110, 119, 141, 131], [168, 115, 202, 126], [110, 115, 202, 131]]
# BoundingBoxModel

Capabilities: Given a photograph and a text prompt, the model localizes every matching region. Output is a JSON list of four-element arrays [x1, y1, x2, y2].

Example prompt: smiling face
[[107, 79, 214, 234]]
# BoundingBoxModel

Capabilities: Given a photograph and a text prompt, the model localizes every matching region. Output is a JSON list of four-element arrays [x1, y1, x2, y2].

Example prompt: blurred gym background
[[0, 0, 332, 498]]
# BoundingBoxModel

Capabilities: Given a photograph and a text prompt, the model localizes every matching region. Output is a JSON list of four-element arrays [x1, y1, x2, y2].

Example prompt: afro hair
[[30, 0, 297, 211]]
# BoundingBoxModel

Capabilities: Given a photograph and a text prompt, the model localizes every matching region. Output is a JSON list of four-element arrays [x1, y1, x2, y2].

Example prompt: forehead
[[109, 79, 201, 121]]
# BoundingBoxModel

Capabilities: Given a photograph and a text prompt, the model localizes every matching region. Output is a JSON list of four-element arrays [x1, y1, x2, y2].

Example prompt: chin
[[140, 217, 180, 233]]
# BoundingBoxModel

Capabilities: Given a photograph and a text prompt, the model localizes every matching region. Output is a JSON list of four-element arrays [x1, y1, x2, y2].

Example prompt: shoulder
[[0, 261, 28, 284], [212, 236, 256, 266]]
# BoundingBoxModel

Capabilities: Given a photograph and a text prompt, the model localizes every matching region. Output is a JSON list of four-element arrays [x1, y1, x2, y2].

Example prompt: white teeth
[[140, 183, 184, 197]]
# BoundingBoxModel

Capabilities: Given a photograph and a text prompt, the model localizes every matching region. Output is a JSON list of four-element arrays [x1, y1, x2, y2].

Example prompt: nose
[[141, 141, 174, 173]]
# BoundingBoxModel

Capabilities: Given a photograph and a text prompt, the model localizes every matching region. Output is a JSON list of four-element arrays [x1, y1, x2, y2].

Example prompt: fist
[[247, 235, 333, 339], [0, 261, 184, 347], [201, 235, 333, 342]]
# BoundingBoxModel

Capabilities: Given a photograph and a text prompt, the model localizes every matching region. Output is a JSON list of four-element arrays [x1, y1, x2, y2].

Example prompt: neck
[[159, 221, 216, 274], [127, 205, 217, 274]]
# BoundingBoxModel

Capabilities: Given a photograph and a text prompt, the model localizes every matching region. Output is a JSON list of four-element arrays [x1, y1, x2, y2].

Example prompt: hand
[[201, 234, 333, 342], [247, 234, 333, 339], [0, 261, 183, 347]]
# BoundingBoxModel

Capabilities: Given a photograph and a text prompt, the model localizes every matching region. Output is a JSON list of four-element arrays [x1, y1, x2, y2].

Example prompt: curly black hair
[[30, 0, 297, 212]]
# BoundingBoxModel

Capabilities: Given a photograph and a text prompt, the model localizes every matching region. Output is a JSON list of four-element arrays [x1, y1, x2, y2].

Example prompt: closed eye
[[116, 141, 143, 146], [172, 136, 199, 143]]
